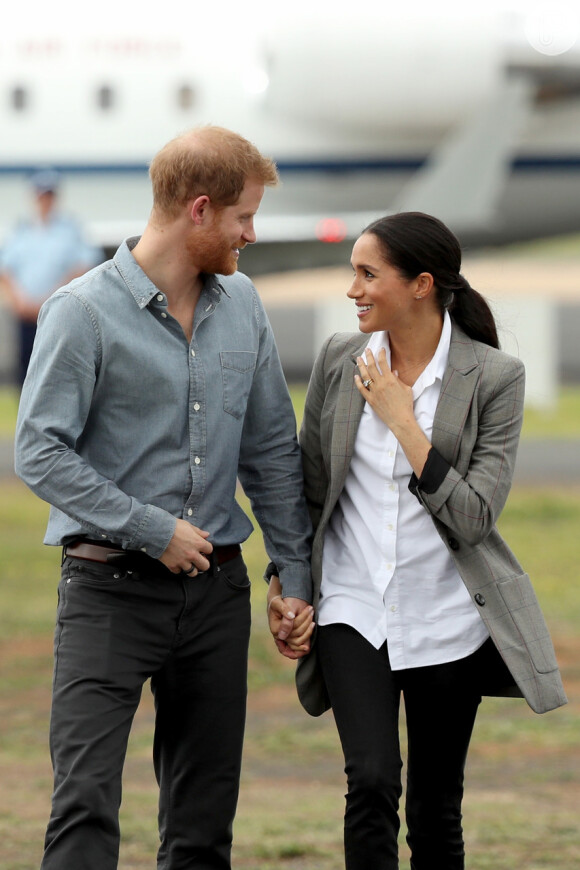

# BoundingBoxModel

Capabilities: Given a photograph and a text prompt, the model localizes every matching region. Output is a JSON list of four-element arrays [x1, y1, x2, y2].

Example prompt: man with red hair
[[16, 126, 313, 870]]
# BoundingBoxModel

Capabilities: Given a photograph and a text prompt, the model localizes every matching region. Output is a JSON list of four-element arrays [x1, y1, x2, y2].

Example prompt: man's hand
[[159, 518, 213, 574], [267, 575, 315, 659]]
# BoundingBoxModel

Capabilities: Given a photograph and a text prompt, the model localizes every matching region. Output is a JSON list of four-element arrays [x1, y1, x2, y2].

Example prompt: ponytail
[[363, 212, 499, 349], [446, 275, 499, 349]]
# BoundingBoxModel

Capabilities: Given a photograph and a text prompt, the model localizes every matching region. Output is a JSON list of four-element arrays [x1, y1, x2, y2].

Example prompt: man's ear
[[190, 195, 211, 225]]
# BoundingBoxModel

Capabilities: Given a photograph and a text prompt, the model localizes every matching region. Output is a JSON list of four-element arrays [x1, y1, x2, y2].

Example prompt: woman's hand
[[354, 348, 431, 478], [354, 348, 415, 431], [267, 575, 315, 660]]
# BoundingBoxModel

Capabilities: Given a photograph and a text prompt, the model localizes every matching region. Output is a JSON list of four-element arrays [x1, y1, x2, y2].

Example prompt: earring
[[415, 295, 423, 300]]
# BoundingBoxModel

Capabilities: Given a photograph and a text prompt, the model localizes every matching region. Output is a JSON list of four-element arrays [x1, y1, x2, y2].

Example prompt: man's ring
[[362, 378, 373, 389], [182, 563, 196, 575]]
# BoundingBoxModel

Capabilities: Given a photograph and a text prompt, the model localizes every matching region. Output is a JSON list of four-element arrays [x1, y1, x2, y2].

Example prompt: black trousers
[[317, 623, 487, 870], [42, 552, 251, 870]]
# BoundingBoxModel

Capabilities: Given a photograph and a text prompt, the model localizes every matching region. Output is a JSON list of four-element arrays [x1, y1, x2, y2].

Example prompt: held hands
[[267, 575, 315, 660], [159, 518, 213, 575], [354, 348, 415, 433]]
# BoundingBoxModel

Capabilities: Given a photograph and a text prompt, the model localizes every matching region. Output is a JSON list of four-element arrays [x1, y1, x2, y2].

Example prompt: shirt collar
[[114, 237, 161, 309], [365, 310, 451, 398], [114, 237, 227, 310], [412, 310, 451, 398]]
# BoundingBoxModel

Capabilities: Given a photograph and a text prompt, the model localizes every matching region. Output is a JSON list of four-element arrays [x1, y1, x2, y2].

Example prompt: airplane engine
[[262, 11, 502, 137]]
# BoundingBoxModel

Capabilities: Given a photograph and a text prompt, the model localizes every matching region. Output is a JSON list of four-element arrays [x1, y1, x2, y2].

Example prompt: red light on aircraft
[[316, 218, 348, 243]]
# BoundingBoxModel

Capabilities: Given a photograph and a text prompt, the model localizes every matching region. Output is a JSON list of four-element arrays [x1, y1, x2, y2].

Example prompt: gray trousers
[[42, 552, 251, 870]]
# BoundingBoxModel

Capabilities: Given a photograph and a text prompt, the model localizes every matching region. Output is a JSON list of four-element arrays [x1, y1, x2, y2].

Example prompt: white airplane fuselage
[[2, 7, 580, 266]]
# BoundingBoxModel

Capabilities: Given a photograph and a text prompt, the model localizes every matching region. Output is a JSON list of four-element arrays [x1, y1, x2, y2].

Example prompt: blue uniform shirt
[[0, 214, 99, 299], [15, 238, 312, 600]]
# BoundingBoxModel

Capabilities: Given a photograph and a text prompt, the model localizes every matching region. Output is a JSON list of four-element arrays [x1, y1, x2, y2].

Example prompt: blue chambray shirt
[[15, 238, 312, 600]]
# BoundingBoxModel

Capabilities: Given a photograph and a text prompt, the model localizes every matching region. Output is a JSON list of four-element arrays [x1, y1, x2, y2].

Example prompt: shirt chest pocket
[[220, 351, 257, 419]]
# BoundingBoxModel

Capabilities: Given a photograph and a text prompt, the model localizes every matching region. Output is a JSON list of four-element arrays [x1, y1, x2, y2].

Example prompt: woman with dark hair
[[268, 212, 566, 869]]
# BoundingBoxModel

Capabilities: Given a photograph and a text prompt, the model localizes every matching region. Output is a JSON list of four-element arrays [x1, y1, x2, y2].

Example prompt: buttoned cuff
[[263, 561, 278, 583], [125, 505, 177, 559], [409, 446, 451, 498], [278, 564, 313, 603]]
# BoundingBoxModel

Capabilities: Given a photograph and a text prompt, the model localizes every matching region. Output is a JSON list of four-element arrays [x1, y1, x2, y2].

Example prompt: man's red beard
[[185, 221, 241, 276]]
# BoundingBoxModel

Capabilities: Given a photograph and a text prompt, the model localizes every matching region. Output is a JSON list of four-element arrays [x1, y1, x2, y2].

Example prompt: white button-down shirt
[[319, 313, 488, 669]]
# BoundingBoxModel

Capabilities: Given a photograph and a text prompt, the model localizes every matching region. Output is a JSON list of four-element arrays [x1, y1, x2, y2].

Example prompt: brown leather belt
[[63, 540, 241, 568]]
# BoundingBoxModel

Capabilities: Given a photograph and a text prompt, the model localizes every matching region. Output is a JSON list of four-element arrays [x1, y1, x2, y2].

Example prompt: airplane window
[[96, 85, 115, 111], [177, 84, 196, 110], [11, 86, 29, 112]]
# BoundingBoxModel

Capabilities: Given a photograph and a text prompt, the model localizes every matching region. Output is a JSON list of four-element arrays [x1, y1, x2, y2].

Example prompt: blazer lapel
[[432, 326, 481, 464], [324, 326, 482, 497]]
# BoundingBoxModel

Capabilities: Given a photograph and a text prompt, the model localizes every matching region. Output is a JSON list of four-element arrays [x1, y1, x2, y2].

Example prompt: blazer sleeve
[[410, 353, 525, 546]]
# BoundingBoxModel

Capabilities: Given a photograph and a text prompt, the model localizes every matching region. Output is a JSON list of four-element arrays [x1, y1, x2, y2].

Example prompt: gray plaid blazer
[[296, 323, 567, 716]]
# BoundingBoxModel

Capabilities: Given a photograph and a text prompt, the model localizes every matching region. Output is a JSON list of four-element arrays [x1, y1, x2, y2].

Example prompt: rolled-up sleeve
[[15, 290, 176, 556], [408, 357, 525, 546], [237, 296, 312, 602]]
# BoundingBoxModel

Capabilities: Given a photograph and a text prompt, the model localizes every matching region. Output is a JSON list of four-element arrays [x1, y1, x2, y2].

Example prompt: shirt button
[[389, 484, 396, 492], [140, 547, 147, 553], [194, 456, 201, 465], [193, 403, 200, 411], [386, 563, 393, 570], [191, 349, 196, 357], [156, 294, 164, 302], [388, 450, 395, 458], [387, 524, 393, 531], [161, 312, 167, 318], [187, 508, 193, 516], [390, 605, 397, 613]]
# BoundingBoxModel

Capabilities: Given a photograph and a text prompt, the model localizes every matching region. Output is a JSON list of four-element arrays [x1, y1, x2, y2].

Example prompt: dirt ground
[[1, 632, 578, 869]]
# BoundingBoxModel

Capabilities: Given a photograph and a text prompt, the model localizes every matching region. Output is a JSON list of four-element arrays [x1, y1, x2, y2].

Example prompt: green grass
[[497, 489, 580, 632], [521, 386, 580, 440], [1, 387, 579, 869], [0, 386, 19, 436], [1, 478, 579, 868]]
